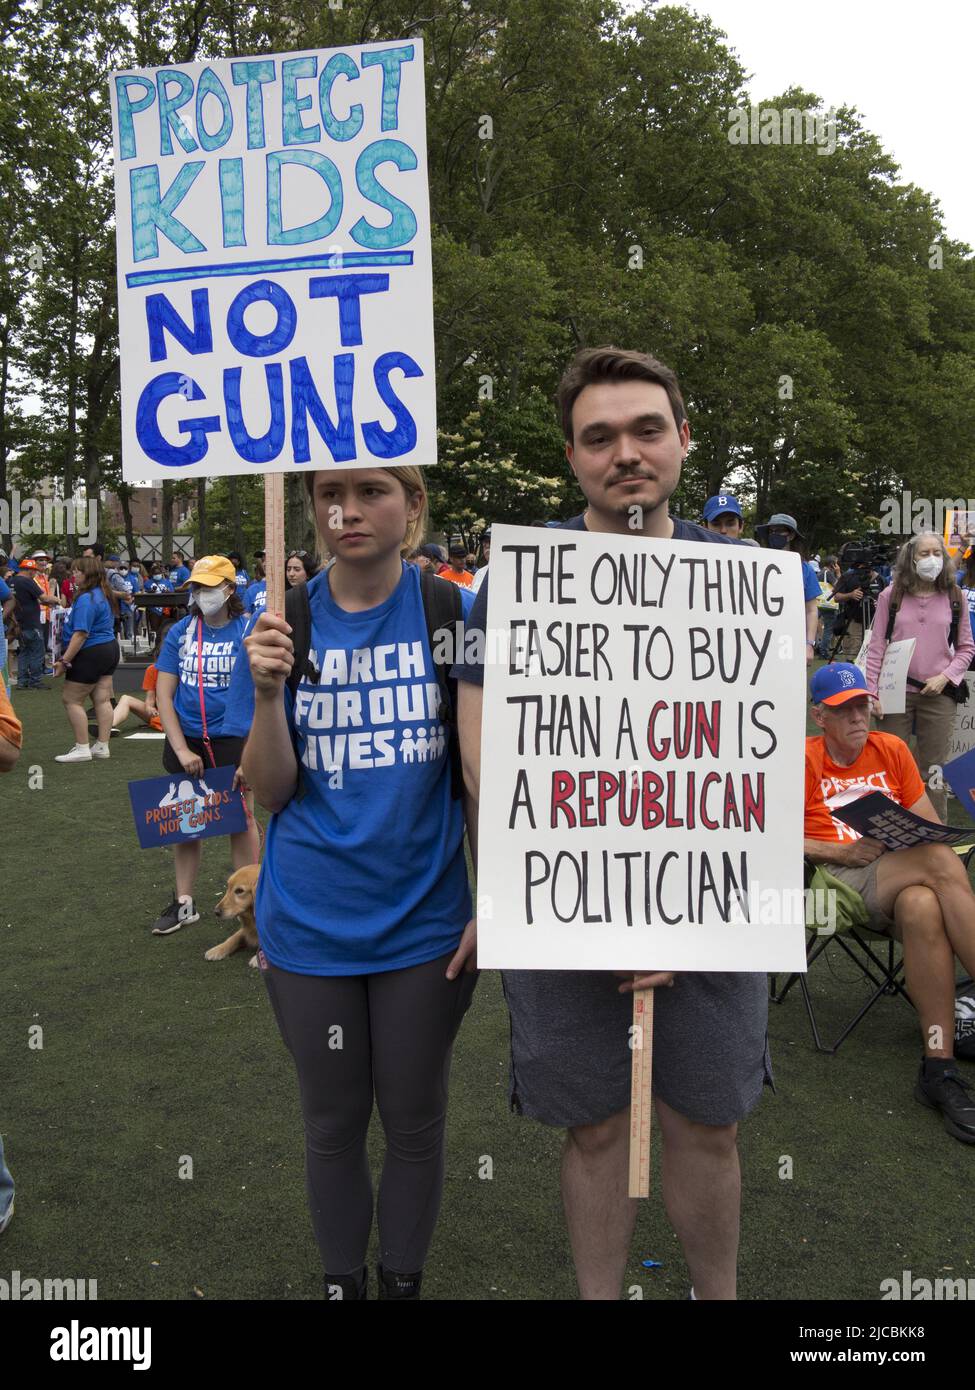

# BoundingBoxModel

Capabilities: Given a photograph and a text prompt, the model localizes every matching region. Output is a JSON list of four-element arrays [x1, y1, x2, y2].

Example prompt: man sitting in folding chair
[[805, 662, 975, 1145]]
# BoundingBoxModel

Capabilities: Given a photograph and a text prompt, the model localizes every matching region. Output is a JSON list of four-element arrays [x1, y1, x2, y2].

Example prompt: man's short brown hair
[[556, 346, 687, 443]]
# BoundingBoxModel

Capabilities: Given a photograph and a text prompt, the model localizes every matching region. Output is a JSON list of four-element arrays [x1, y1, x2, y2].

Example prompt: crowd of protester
[[2, 345, 975, 1300]]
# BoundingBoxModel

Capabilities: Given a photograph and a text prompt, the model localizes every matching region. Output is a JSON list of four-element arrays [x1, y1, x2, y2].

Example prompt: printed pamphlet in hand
[[834, 791, 972, 849]]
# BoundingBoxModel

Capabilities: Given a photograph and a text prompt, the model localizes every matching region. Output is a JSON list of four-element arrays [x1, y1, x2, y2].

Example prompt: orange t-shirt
[[805, 733, 925, 844], [436, 564, 473, 588], [0, 676, 23, 751], [142, 664, 164, 732]]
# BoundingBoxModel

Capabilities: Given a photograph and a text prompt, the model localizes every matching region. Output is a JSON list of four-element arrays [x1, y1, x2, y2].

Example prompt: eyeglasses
[[288, 550, 311, 560]]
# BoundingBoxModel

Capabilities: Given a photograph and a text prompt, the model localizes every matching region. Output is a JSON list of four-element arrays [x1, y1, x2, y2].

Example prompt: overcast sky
[[675, 0, 975, 249]]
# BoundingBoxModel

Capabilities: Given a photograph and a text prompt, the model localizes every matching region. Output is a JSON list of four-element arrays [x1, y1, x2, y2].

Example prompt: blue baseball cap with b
[[703, 493, 743, 523], [810, 662, 869, 706]]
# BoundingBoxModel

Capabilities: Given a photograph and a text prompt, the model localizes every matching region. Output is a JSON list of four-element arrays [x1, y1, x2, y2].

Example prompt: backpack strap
[[284, 581, 315, 802], [884, 580, 902, 644], [419, 568, 464, 800], [950, 591, 961, 649], [285, 581, 315, 700]]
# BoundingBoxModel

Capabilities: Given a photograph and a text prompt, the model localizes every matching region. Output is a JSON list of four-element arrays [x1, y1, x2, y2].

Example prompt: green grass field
[[2, 677, 973, 1300]]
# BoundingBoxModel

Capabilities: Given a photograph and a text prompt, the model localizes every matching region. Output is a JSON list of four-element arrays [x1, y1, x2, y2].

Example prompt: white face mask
[[195, 586, 228, 619], [915, 555, 943, 582]]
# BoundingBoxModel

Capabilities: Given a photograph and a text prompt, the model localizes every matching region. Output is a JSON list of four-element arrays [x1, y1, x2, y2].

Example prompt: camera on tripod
[[831, 535, 894, 638]]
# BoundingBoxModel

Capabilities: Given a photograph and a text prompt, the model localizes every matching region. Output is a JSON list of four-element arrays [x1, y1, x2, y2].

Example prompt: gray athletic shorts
[[501, 968, 773, 1129]]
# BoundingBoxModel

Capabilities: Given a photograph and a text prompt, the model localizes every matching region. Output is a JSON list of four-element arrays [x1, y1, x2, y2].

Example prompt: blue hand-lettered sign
[[110, 41, 434, 481], [128, 764, 248, 847]]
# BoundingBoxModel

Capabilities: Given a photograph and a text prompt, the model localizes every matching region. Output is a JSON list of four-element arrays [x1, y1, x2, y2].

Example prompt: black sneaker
[[323, 1268, 367, 1300], [915, 1060, 975, 1143], [151, 897, 200, 936], [377, 1262, 422, 1300]]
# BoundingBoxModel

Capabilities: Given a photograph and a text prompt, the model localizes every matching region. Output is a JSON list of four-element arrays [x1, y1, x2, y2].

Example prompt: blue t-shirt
[[156, 612, 249, 737], [224, 563, 475, 975], [234, 568, 250, 591], [66, 589, 115, 649], [244, 579, 267, 615], [801, 560, 821, 603], [0, 577, 10, 603], [170, 564, 191, 586]]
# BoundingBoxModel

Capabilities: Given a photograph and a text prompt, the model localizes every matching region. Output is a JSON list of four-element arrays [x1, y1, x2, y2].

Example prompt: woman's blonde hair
[[303, 467, 428, 566], [890, 531, 959, 601]]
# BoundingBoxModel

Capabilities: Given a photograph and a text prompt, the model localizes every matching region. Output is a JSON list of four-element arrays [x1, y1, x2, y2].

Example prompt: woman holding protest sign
[[52, 557, 120, 763], [230, 466, 478, 1301], [151, 556, 259, 937], [867, 531, 975, 820]]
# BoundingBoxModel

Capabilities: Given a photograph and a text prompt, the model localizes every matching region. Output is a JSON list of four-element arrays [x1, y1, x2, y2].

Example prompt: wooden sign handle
[[264, 472, 285, 617], [628, 987, 654, 1199]]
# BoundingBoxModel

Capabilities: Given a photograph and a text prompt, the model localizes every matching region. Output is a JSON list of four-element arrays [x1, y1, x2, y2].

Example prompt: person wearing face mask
[[865, 532, 975, 821], [755, 513, 821, 664], [151, 556, 259, 937]]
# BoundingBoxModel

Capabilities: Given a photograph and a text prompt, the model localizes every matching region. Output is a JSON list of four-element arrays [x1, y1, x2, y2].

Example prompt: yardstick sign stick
[[628, 989, 654, 1199], [264, 472, 285, 618]]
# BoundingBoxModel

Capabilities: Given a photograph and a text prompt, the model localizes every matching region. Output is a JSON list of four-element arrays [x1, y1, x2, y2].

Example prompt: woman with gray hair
[[866, 531, 975, 819]]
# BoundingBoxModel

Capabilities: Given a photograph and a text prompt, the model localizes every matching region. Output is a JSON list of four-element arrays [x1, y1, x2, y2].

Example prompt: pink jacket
[[865, 585, 975, 697]]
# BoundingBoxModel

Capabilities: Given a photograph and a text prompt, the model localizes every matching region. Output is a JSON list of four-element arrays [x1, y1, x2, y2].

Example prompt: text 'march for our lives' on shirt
[[221, 563, 476, 976]]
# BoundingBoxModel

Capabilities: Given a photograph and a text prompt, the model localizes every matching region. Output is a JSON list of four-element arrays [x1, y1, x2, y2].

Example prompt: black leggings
[[263, 952, 477, 1275]]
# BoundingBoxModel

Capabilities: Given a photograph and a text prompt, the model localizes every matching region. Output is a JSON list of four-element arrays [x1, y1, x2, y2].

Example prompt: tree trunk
[[62, 234, 81, 497], [161, 479, 174, 563], [0, 321, 9, 552], [226, 476, 245, 555], [118, 485, 137, 562], [285, 474, 307, 552], [196, 477, 208, 554]]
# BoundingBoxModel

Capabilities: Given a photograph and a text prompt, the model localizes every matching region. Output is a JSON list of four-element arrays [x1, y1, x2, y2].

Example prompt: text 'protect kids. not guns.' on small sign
[[476, 526, 808, 973], [109, 42, 435, 482], [128, 765, 248, 848]]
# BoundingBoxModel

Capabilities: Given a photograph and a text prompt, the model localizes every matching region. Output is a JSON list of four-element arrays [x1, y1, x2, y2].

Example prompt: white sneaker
[[54, 744, 92, 763], [91, 741, 110, 759], [0, 1197, 14, 1235]]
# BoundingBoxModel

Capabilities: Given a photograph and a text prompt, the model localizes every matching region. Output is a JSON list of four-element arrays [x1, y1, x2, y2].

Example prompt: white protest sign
[[853, 627, 871, 673], [110, 42, 434, 481], [946, 675, 975, 763], [477, 527, 807, 972], [876, 637, 916, 715]]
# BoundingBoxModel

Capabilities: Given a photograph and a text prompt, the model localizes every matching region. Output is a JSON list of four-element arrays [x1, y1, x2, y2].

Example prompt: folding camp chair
[[770, 845, 975, 1054]]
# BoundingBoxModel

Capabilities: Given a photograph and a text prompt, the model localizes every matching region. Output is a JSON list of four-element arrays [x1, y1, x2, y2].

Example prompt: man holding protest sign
[[453, 347, 803, 1300]]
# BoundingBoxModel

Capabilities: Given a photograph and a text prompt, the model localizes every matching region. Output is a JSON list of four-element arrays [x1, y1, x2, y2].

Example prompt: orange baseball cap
[[188, 555, 236, 587]]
